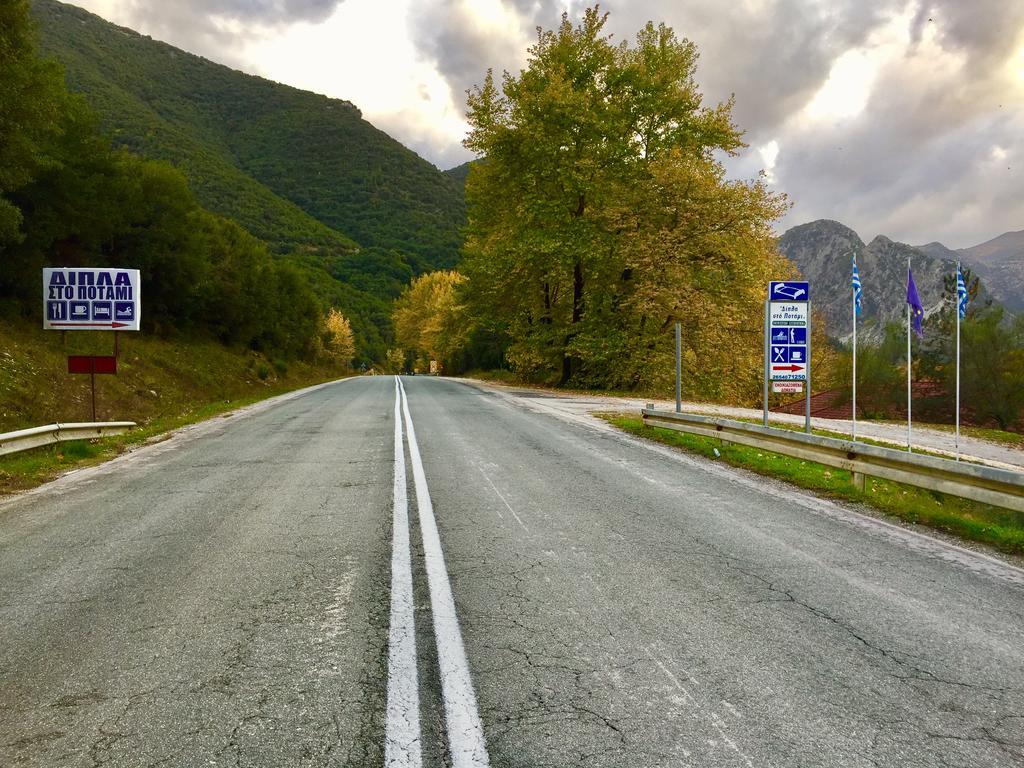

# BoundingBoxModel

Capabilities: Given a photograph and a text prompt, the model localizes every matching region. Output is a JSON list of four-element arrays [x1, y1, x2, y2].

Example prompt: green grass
[[722, 415, 963, 462], [603, 415, 1024, 556]]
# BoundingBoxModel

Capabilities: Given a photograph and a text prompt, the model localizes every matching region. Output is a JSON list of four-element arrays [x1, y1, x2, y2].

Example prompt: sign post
[[762, 301, 769, 427], [805, 302, 812, 434], [68, 356, 118, 421], [767, 281, 811, 432]]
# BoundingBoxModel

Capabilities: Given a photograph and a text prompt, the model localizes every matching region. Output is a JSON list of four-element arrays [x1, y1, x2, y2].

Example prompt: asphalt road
[[1, 376, 1023, 767]]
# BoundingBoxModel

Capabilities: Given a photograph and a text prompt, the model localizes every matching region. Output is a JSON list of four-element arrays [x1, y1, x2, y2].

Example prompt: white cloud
[[803, 49, 880, 122], [67, 0, 1024, 244]]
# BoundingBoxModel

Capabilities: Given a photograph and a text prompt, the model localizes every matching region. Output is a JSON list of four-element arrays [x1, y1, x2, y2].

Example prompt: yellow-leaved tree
[[392, 271, 469, 374], [321, 308, 356, 370]]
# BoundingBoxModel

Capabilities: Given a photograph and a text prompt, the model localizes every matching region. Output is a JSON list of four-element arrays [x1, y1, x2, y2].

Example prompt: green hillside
[[444, 161, 474, 192], [32, 0, 465, 267], [29, 0, 467, 359]]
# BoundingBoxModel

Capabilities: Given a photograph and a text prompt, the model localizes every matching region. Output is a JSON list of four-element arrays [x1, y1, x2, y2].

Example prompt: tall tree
[[0, 0, 67, 245], [392, 270, 468, 372], [321, 308, 356, 369], [958, 308, 1024, 429], [462, 7, 787, 397]]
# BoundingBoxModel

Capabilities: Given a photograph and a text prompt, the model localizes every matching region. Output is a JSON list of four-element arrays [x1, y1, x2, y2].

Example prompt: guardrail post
[[852, 471, 866, 492]]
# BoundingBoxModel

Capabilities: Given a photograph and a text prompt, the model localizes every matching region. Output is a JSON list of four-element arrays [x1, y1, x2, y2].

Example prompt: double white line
[[386, 377, 490, 768]]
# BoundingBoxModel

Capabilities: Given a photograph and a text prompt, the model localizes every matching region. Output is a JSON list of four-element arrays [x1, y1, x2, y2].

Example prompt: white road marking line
[[399, 378, 491, 768], [474, 463, 529, 532], [385, 377, 422, 768]]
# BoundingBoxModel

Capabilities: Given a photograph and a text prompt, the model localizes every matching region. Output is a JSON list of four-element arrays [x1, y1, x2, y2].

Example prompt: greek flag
[[956, 264, 969, 319], [852, 255, 862, 315]]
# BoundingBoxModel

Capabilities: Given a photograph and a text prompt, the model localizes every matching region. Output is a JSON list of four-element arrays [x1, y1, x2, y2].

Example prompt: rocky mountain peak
[[779, 220, 963, 343]]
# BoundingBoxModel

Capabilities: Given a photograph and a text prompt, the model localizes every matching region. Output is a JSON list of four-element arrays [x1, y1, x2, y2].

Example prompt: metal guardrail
[[641, 407, 1024, 513], [0, 422, 136, 458]]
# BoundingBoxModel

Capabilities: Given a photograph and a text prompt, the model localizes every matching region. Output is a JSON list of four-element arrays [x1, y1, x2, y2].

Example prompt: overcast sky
[[73, 0, 1023, 248]]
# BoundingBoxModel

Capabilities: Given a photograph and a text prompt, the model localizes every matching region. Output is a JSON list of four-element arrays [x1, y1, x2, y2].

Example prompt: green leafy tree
[[837, 323, 906, 418], [461, 7, 787, 398], [0, 2, 328, 358], [918, 265, 988, 382], [957, 307, 1024, 429], [0, 0, 67, 245]]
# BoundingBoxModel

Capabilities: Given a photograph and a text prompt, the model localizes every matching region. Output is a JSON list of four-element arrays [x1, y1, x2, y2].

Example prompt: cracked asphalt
[[2, 375, 1024, 766]]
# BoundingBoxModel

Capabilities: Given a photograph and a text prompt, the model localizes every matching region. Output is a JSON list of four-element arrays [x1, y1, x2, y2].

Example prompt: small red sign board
[[68, 355, 117, 375]]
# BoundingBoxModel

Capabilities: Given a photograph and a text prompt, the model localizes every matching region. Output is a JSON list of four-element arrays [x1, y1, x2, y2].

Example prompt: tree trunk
[[560, 260, 585, 385]]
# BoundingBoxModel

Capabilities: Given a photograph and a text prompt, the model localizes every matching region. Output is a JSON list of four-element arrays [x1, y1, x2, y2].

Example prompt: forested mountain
[[1, 0, 332, 361], [443, 161, 474, 192], [778, 220, 995, 343], [33, 0, 465, 267], [30, 0, 467, 359]]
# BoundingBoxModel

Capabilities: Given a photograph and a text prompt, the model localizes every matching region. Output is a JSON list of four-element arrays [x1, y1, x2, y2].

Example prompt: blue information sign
[[768, 281, 810, 382]]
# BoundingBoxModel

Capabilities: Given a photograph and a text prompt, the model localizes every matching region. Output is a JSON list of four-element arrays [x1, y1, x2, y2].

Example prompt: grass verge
[[603, 414, 1024, 557], [723, 415, 963, 463], [0, 317, 357, 497]]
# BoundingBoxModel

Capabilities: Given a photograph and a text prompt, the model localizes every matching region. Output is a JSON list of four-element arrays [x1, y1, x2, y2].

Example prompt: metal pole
[[805, 300, 812, 434], [852, 285, 857, 441], [90, 365, 97, 422], [907, 283, 912, 454], [675, 321, 682, 413], [763, 299, 769, 427], [955, 262, 961, 461]]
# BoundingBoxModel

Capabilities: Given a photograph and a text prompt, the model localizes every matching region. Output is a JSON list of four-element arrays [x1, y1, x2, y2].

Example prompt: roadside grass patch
[[0, 318, 357, 498], [726, 416, 958, 462], [603, 414, 1024, 557]]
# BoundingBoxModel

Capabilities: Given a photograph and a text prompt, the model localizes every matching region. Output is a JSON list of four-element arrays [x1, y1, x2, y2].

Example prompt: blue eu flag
[[907, 267, 924, 338]]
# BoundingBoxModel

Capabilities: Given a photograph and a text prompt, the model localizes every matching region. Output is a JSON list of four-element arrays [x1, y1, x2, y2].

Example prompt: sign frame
[[764, 281, 812, 433], [43, 268, 142, 331]]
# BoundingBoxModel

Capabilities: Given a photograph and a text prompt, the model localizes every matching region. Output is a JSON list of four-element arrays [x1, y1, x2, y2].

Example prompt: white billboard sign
[[43, 268, 141, 331]]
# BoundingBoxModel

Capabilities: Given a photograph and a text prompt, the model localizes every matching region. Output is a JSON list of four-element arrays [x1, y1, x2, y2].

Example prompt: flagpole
[[955, 262, 961, 461], [907, 259, 913, 454], [852, 278, 857, 441]]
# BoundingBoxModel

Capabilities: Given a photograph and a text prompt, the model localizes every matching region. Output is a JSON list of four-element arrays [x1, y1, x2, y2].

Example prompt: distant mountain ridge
[[918, 231, 1024, 312], [778, 220, 1004, 343]]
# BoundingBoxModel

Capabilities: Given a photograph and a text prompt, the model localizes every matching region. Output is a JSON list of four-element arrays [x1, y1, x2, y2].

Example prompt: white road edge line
[[398, 377, 491, 768], [385, 377, 423, 767]]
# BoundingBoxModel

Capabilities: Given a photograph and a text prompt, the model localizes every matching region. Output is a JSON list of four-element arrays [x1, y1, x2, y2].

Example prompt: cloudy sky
[[73, 0, 1023, 248]]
